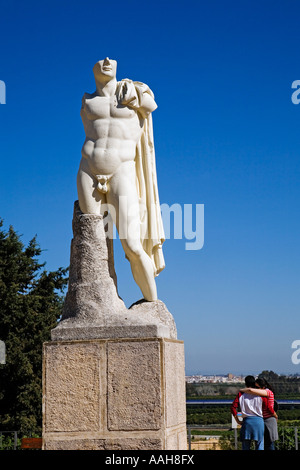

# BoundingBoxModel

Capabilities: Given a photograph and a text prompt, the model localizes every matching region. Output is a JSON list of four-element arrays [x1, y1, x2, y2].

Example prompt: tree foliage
[[186, 371, 300, 399], [257, 371, 300, 395], [0, 220, 68, 432]]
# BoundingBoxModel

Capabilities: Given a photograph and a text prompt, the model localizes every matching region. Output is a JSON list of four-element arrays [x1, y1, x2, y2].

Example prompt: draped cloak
[[117, 79, 165, 276]]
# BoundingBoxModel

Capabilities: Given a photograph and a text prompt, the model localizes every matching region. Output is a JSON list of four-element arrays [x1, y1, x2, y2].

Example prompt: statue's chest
[[84, 96, 136, 120]]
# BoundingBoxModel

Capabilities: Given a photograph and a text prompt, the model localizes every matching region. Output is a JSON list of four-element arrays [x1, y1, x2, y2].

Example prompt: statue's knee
[[123, 239, 143, 260]]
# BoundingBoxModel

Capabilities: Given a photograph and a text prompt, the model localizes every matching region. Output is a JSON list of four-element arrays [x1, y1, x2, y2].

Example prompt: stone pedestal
[[42, 202, 187, 450], [42, 337, 186, 450]]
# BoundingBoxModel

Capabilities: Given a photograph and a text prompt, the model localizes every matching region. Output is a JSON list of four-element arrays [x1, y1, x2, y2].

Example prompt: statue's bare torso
[[81, 92, 143, 176]]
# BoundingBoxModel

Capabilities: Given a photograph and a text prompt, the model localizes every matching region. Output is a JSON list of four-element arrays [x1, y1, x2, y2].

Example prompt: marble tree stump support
[[42, 58, 187, 450]]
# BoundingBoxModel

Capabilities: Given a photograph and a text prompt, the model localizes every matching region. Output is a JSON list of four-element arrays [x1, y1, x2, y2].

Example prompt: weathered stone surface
[[51, 322, 170, 341], [59, 201, 126, 322], [44, 437, 163, 450], [164, 341, 186, 428], [129, 299, 177, 340], [43, 342, 103, 432], [107, 340, 162, 431], [42, 338, 187, 450], [166, 428, 188, 450]]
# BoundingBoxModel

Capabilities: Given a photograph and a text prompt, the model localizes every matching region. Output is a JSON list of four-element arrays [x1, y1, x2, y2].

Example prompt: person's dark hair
[[256, 377, 275, 393], [245, 375, 256, 388]]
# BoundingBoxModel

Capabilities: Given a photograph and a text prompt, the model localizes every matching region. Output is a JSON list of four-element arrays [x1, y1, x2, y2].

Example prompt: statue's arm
[[80, 92, 89, 113], [80, 93, 92, 159], [240, 388, 268, 397], [138, 91, 157, 118]]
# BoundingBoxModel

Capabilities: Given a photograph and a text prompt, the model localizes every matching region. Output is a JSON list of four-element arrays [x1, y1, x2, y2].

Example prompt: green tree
[[0, 220, 68, 433]]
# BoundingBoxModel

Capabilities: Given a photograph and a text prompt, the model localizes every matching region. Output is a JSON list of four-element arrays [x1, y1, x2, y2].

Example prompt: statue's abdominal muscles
[[81, 98, 143, 176]]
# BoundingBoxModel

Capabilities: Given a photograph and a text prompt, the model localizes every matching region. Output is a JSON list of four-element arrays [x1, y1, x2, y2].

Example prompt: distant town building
[[185, 374, 244, 384]]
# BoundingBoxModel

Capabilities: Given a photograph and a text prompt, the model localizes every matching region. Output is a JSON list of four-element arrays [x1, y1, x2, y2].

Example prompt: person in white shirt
[[231, 375, 264, 450]]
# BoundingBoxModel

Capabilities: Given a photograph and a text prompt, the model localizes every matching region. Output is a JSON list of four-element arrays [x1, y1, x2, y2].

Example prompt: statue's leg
[[77, 158, 106, 214], [107, 162, 158, 301]]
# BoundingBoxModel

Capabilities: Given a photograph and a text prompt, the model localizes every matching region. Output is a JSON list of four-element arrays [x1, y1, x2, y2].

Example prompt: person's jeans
[[242, 439, 264, 450]]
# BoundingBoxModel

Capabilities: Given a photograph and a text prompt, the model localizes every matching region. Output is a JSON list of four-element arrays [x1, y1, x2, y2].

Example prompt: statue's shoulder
[[82, 91, 95, 98], [81, 92, 96, 109]]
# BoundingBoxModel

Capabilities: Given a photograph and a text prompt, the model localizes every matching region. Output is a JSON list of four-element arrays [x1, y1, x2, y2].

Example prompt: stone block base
[[42, 338, 186, 450]]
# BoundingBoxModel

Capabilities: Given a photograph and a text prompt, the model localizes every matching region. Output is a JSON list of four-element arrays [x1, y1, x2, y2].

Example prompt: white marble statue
[[77, 58, 165, 301]]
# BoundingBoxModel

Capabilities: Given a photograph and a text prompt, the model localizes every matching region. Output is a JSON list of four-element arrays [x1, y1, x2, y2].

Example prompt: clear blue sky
[[1, 0, 300, 376]]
